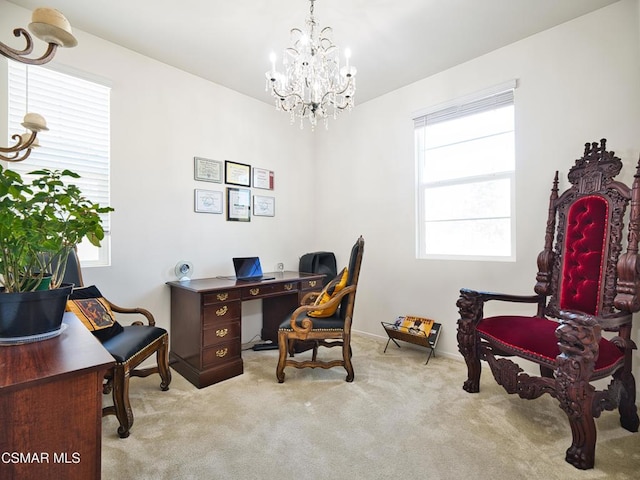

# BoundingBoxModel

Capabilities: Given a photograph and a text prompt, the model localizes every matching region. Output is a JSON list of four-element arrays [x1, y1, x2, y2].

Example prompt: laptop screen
[[233, 257, 263, 279]]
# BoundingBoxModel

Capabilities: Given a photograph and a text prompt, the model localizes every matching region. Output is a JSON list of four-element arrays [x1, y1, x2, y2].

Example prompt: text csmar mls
[[1, 451, 81, 464]]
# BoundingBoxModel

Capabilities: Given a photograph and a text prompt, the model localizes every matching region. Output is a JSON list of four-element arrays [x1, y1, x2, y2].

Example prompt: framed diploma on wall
[[194, 157, 223, 183], [253, 195, 275, 217], [194, 189, 223, 214], [225, 161, 251, 187], [252, 168, 274, 190], [226, 187, 251, 221]]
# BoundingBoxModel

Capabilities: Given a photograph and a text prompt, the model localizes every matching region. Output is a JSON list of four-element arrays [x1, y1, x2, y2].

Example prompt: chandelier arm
[[0, 28, 59, 65], [0, 149, 34, 163], [0, 132, 37, 153], [319, 77, 355, 103], [269, 83, 305, 104]]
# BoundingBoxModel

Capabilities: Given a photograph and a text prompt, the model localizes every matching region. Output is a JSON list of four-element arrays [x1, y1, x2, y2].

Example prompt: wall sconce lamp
[[0, 7, 77, 162]]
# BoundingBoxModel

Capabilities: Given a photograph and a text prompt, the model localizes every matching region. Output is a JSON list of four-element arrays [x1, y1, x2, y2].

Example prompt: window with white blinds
[[414, 81, 516, 260], [7, 62, 111, 266]]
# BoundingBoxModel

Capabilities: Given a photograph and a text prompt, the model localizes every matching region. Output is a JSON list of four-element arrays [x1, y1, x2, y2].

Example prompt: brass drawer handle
[[216, 348, 228, 358], [216, 328, 228, 338], [309, 280, 317, 288], [216, 305, 228, 316], [249, 288, 260, 296], [216, 292, 229, 301], [284, 283, 293, 291]]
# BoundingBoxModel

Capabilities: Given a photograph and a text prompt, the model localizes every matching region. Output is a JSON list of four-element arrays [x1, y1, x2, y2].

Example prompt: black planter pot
[[0, 284, 73, 342]]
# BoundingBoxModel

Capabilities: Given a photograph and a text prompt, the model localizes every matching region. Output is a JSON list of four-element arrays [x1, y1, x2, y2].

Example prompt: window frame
[[7, 62, 112, 267], [414, 80, 517, 262]]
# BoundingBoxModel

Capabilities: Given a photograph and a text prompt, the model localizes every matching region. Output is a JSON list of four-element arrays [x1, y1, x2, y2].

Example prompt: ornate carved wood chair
[[62, 248, 171, 438], [457, 139, 640, 469], [276, 236, 364, 383]]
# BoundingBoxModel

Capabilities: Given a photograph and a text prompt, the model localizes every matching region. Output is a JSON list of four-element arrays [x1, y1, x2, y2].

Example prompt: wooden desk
[[167, 271, 324, 388], [0, 312, 114, 480]]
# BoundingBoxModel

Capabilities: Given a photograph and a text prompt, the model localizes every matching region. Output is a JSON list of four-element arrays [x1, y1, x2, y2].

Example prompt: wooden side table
[[0, 312, 114, 480]]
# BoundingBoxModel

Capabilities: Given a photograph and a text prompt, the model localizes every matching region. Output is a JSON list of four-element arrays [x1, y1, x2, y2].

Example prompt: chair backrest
[[53, 247, 84, 288], [535, 139, 640, 326], [339, 236, 365, 321]]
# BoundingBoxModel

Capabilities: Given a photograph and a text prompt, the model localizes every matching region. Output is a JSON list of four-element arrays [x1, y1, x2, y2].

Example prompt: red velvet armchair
[[457, 139, 640, 469]]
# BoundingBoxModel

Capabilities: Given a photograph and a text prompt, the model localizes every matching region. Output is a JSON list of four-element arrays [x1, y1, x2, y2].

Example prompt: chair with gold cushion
[[277, 236, 364, 383], [62, 248, 171, 438], [457, 139, 640, 469]]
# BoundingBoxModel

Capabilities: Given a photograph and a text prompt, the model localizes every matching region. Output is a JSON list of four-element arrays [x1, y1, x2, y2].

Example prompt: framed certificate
[[253, 195, 275, 217], [194, 189, 223, 214], [225, 161, 251, 187], [253, 168, 274, 190], [226, 187, 251, 221], [194, 157, 223, 183]]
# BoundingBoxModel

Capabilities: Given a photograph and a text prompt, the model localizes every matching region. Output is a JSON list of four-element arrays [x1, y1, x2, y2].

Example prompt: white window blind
[[414, 81, 516, 260], [7, 62, 112, 265]]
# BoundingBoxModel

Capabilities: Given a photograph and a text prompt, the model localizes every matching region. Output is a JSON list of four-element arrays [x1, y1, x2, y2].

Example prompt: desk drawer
[[203, 301, 241, 325], [241, 282, 298, 299], [301, 278, 322, 291], [203, 320, 240, 347], [202, 341, 240, 368], [203, 290, 241, 305]]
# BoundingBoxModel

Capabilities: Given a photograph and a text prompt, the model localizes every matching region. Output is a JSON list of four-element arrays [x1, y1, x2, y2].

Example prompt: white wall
[[0, 1, 316, 341], [314, 0, 640, 379]]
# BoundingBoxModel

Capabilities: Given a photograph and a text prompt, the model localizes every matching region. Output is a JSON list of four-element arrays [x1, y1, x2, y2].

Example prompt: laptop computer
[[232, 257, 275, 281]]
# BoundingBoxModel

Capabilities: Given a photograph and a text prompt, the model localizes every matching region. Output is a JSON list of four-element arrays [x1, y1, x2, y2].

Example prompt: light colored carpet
[[102, 335, 640, 479]]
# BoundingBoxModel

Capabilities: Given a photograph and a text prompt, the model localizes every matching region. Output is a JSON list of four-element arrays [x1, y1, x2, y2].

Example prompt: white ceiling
[[7, 0, 620, 105]]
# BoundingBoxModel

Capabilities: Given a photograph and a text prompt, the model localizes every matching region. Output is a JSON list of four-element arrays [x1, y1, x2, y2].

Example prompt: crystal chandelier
[[265, 0, 357, 130]]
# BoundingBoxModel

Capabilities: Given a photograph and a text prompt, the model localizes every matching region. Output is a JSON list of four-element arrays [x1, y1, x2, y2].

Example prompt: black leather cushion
[[279, 313, 345, 331], [68, 285, 124, 342], [101, 325, 167, 363]]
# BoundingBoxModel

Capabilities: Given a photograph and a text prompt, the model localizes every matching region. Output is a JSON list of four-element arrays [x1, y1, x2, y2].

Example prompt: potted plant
[[0, 165, 113, 341]]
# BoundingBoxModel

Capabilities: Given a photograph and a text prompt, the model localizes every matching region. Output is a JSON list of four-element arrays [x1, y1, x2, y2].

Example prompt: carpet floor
[[102, 334, 640, 479]]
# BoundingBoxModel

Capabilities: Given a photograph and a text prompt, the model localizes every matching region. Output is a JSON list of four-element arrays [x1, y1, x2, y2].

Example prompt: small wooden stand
[[381, 317, 441, 364]]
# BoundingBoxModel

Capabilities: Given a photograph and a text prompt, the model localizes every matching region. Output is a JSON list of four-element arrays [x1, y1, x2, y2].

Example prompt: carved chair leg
[[112, 363, 133, 439], [343, 333, 354, 382], [616, 369, 640, 432], [157, 335, 172, 391], [276, 331, 288, 383], [565, 411, 597, 470], [457, 320, 481, 393], [287, 338, 295, 357], [312, 341, 319, 361], [103, 373, 114, 394]]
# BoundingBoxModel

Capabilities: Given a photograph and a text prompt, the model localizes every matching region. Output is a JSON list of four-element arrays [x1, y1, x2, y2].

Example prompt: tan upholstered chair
[[276, 236, 364, 383], [63, 249, 171, 438], [457, 140, 640, 469]]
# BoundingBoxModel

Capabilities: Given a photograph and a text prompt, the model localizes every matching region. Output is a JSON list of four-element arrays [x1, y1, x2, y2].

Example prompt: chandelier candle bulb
[[21, 112, 49, 132], [28, 7, 78, 48]]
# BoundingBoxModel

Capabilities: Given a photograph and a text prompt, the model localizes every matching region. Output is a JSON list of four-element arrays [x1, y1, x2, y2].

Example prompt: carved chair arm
[[614, 252, 640, 312], [300, 291, 322, 305], [457, 288, 546, 323], [105, 300, 156, 326], [288, 285, 356, 336]]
